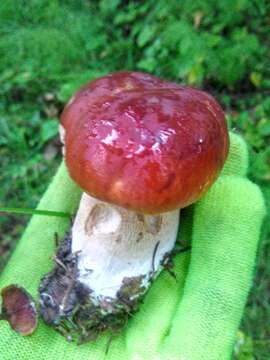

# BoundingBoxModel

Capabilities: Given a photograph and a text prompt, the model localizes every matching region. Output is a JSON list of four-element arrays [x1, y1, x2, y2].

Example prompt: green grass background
[[0, 0, 269, 358]]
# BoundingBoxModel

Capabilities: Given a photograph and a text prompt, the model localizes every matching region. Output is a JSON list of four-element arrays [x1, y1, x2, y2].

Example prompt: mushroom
[[1, 285, 38, 336], [39, 71, 229, 343]]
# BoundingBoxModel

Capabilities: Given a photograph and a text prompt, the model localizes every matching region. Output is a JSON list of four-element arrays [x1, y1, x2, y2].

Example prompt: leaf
[[40, 119, 59, 143], [250, 72, 262, 88], [137, 25, 156, 48], [137, 58, 157, 72], [0, 117, 11, 145], [234, 330, 254, 359], [187, 63, 205, 85], [258, 119, 270, 137], [99, 0, 120, 12]]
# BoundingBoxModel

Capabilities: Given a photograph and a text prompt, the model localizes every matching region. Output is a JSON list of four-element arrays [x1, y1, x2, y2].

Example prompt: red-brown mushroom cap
[[61, 71, 229, 214], [0, 285, 38, 336]]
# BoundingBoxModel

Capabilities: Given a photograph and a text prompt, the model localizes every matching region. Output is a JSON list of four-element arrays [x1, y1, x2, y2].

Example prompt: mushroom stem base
[[39, 232, 147, 343]]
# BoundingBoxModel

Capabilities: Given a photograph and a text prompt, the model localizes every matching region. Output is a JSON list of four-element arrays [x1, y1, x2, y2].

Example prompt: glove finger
[[221, 131, 249, 177], [0, 320, 126, 360], [160, 175, 266, 360], [125, 252, 190, 359], [125, 132, 250, 357], [178, 132, 249, 244]]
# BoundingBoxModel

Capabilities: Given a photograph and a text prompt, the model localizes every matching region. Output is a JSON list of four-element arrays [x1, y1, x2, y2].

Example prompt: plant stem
[[0, 207, 71, 218]]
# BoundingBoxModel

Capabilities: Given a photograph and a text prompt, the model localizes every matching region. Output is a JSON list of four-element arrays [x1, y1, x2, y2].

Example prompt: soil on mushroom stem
[[38, 230, 150, 344]]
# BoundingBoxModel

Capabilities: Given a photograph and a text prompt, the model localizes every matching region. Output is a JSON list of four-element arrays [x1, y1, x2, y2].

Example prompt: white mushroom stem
[[59, 124, 66, 156], [71, 193, 180, 299]]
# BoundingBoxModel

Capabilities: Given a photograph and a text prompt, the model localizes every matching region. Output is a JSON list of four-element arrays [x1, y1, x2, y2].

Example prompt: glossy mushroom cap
[[60, 71, 229, 214]]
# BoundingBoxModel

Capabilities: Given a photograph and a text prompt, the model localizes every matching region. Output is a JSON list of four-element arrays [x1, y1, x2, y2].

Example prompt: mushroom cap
[[61, 71, 229, 214]]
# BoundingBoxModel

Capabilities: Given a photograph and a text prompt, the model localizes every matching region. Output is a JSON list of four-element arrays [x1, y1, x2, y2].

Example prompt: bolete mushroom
[[39, 71, 229, 343]]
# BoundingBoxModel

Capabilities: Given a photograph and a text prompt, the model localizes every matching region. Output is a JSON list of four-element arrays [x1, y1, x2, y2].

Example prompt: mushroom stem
[[39, 192, 180, 343], [72, 192, 180, 299]]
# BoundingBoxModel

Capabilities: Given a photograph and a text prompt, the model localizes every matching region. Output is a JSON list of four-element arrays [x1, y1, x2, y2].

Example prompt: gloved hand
[[0, 132, 265, 360]]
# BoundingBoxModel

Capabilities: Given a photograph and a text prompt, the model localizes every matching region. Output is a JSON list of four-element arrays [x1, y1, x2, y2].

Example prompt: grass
[[0, 1, 269, 358]]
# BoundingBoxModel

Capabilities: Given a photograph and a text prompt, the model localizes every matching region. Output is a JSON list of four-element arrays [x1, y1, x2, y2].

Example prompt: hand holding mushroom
[[0, 73, 265, 360]]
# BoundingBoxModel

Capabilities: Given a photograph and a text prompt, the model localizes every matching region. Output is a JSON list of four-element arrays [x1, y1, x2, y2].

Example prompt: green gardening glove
[[0, 132, 266, 360]]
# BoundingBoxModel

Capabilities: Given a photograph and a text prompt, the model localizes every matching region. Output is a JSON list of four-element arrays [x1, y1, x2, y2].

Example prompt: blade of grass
[[0, 207, 71, 218]]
